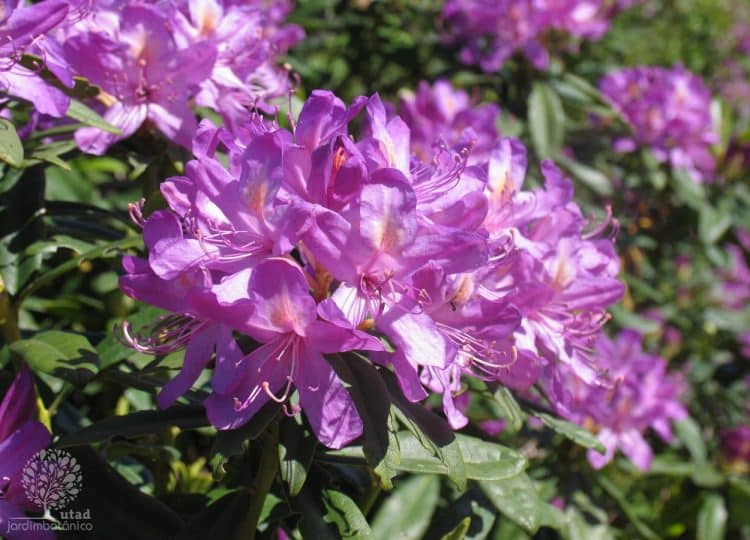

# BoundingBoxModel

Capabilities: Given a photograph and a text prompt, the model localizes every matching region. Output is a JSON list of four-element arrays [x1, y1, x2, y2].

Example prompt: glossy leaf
[[67, 99, 122, 134], [328, 354, 400, 489], [10, 330, 99, 385], [0, 119, 23, 167], [535, 413, 606, 454], [279, 415, 318, 496], [321, 489, 374, 539], [528, 82, 565, 158], [492, 387, 525, 432], [371, 475, 440, 540], [479, 473, 545, 533]]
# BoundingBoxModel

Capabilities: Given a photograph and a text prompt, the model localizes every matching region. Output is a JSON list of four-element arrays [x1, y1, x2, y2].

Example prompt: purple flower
[[0, 0, 71, 116], [740, 332, 750, 360], [442, 0, 622, 72], [721, 426, 750, 468], [719, 234, 750, 310], [0, 365, 53, 540], [398, 80, 499, 163], [171, 0, 303, 131], [62, 3, 217, 154], [204, 258, 382, 449], [562, 329, 687, 470], [599, 65, 718, 183]]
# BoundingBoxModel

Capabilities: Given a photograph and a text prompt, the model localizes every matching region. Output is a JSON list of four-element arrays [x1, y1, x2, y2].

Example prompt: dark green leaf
[[174, 489, 250, 540], [297, 487, 340, 540], [56, 405, 208, 447], [440, 517, 471, 540], [279, 415, 318, 496], [10, 330, 99, 385], [60, 446, 184, 540], [328, 353, 399, 489]]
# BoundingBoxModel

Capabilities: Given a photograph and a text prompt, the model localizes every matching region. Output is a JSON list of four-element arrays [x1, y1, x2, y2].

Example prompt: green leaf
[[384, 369, 466, 489], [0, 119, 23, 167], [696, 494, 727, 540], [207, 400, 280, 478], [66, 100, 121, 134], [297, 487, 340, 540], [56, 405, 209, 447], [699, 204, 732, 245], [535, 413, 605, 454], [565, 507, 615, 540], [692, 462, 724, 488], [328, 354, 400, 489], [326, 431, 525, 482], [528, 82, 565, 158], [555, 155, 613, 196], [492, 387, 526, 432], [479, 473, 544, 533], [371, 475, 440, 540], [674, 417, 707, 463], [455, 434, 526, 481], [391, 407, 466, 489], [321, 489, 374, 539], [25, 140, 78, 170], [440, 517, 471, 540], [10, 330, 99, 386], [596, 476, 659, 540], [279, 415, 318, 496], [17, 235, 142, 305], [670, 168, 706, 210]]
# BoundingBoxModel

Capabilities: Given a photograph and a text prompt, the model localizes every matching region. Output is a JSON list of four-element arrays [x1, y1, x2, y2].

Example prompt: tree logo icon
[[21, 449, 83, 521]]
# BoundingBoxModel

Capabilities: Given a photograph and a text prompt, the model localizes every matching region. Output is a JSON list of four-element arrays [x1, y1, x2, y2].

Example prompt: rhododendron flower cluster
[[0, 365, 52, 540], [3, 0, 302, 154], [599, 65, 718, 183], [120, 82, 626, 448], [441, 0, 632, 72], [560, 329, 687, 470]]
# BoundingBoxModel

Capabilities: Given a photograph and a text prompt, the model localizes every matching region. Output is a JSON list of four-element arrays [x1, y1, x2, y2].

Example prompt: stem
[[237, 421, 280, 540], [0, 277, 22, 369], [15, 235, 142, 308], [0, 284, 20, 344]]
